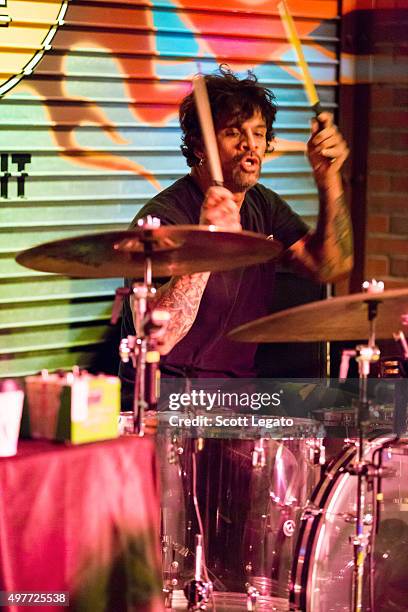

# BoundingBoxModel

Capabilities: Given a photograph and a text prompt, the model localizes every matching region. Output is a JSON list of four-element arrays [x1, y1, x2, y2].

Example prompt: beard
[[222, 153, 262, 193]]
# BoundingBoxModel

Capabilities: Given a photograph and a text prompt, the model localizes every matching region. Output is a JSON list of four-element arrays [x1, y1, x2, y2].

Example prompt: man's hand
[[200, 185, 242, 231], [288, 111, 353, 283], [307, 112, 349, 187]]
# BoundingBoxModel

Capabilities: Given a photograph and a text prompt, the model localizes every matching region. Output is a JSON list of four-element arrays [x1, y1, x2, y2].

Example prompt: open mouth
[[239, 154, 260, 172]]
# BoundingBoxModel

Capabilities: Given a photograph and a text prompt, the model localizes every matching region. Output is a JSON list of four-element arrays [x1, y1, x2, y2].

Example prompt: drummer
[[120, 65, 352, 399]]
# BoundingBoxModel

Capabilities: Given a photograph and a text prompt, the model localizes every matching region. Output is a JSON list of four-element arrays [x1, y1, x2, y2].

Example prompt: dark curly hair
[[179, 65, 277, 167]]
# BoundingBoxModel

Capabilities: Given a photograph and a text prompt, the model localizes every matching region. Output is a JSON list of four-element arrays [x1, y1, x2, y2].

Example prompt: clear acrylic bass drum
[[290, 435, 408, 612]]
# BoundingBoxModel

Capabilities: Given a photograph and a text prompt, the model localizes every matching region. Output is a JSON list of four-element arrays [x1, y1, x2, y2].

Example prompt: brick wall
[[364, 4, 408, 290]]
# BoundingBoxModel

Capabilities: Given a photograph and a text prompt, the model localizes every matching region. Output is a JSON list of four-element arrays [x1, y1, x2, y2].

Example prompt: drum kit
[[17, 219, 408, 612]]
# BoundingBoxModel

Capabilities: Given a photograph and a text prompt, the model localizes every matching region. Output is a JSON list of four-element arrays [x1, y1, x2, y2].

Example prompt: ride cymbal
[[16, 226, 282, 278], [228, 288, 408, 342]]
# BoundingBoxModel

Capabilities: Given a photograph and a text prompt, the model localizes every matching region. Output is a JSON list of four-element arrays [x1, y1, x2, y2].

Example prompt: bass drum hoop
[[289, 433, 397, 611]]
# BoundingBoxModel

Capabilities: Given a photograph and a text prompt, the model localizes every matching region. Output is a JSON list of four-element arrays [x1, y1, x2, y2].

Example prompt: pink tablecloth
[[0, 438, 164, 612]]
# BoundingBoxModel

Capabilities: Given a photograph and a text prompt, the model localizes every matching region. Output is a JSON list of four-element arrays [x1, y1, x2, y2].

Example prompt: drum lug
[[301, 503, 322, 519], [163, 560, 180, 608], [252, 438, 266, 468], [168, 435, 184, 464], [245, 583, 260, 611], [306, 439, 326, 465], [319, 443, 326, 466], [163, 586, 173, 609], [170, 560, 180, 583], [270, 491, 298, 508], [173, 542, 190, 558], [342, 512, 357, 524], [349, 532, 370, 548], [344, 438, 356, 448]]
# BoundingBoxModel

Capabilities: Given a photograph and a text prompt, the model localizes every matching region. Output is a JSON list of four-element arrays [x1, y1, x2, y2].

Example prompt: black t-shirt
[[120, 174, 308, 383]]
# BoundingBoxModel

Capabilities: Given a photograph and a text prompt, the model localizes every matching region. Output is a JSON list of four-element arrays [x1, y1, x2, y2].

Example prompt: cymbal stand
[[115, 217, 169, 435], [340, 281, 384, 612]]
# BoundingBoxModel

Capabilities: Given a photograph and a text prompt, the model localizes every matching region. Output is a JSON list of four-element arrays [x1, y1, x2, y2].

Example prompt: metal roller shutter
[[0, 0, 340, 377]]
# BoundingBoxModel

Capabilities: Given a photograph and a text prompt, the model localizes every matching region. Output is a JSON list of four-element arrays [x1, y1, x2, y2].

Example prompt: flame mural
[[1, 0, 341, 185]]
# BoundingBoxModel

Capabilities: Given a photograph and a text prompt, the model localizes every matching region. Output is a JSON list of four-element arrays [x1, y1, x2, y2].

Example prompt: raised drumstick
[[277, 0, 324, 120], [193, 73, 224, 186]]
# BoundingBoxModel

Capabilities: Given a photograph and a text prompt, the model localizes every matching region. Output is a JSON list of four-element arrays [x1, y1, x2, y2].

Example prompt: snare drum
[[290, 435, 408, 612], [158, 414, 322, 609]]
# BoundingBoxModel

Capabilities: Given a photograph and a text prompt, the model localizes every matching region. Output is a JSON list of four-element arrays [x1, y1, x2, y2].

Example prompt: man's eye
[[255, 132, 266, 138], [226, 129, 240, 137]]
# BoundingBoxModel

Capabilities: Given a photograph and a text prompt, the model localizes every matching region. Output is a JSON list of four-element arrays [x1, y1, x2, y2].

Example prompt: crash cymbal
[[16, 226, 282, 278], [228, 288, 408, 342]]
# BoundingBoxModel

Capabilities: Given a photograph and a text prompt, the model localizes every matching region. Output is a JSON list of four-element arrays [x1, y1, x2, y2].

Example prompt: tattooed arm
[[141, 272, 210, 354], [131, 185, 241, 354], [286, 113, 353, 282]]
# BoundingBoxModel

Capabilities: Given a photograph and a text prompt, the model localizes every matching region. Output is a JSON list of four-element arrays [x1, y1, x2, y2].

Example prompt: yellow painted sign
[[0, 0, 68, 96]]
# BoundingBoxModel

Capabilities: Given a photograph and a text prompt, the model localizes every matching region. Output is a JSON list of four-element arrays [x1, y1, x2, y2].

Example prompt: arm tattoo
[[289, 192, 353, 282], [316, 193, 353, 280], [332, 196, 353, 260], [153, 272, 210, 351]]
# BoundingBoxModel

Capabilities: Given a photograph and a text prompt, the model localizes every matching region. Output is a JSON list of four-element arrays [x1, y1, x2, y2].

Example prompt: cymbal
[[16, 226, 282, 278], [228, 288, 408, 342]]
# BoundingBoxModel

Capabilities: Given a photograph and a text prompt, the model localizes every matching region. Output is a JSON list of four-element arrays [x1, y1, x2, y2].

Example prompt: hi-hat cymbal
[[228, 288, 408, 342], [16, 226, 282, 278]]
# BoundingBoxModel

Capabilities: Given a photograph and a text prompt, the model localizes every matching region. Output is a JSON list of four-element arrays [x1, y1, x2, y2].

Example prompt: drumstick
[[193, 74, 224, 186], [277, 0, 324, 121]]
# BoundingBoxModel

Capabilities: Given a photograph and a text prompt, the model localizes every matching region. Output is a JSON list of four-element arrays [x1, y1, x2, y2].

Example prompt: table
[[0, 438, 165, 612]]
